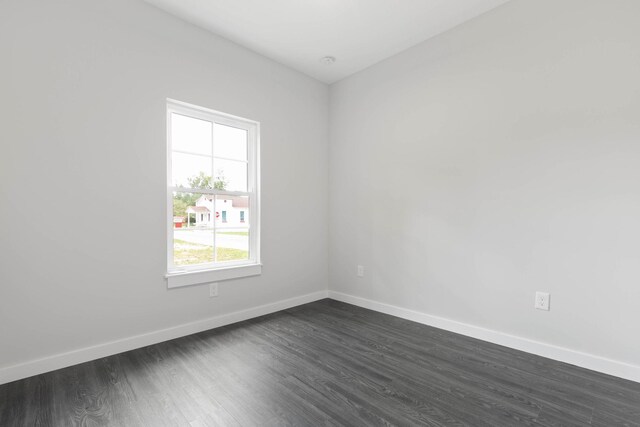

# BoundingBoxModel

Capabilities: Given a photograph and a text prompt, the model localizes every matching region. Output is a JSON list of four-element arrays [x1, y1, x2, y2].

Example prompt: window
[[166, 99, 260, 288]]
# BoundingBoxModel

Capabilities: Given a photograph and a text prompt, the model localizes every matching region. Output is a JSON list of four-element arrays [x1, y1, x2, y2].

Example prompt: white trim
[[166, 263, 262, 288], [167, 98, 256, 126], [0, 290, 329, 386], [166, 105, 174, 273], [166, 99, 260, 284], [328, 291, 640, 384]]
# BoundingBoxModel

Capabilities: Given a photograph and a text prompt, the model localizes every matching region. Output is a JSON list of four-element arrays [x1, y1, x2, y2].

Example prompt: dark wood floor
[[1, 299, 639, 426]]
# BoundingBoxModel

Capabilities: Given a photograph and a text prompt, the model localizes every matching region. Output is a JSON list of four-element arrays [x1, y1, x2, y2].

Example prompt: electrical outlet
[[357, 265, 365, 277], [209, 282, 219, 298], [535, 292, 550, 311]]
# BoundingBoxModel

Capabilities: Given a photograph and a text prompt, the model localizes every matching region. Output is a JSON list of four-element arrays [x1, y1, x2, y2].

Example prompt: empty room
[[1, 0, 639, 425]]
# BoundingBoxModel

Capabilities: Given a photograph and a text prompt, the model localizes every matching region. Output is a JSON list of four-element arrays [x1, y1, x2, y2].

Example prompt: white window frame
[[165, 99, 261, 288]]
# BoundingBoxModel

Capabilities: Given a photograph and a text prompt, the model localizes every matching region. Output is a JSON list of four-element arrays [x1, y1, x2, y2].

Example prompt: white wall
[[329, 0, 640, 368], [0, 0, 328, 377]]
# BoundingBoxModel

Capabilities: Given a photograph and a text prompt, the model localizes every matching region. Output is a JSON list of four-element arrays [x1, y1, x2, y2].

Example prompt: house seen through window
[[167, 100, 260, 275]]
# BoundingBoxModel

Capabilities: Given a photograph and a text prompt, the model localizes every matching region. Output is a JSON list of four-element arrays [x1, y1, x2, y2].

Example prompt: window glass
[[214, 158, 247, 192], [214, 123, 247, 160], [172, 152, 211, 188], [171, 113, 212, 155], [215, 229, 249, 262]]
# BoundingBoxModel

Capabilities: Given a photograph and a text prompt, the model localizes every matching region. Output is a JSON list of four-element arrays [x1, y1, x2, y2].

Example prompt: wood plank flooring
[[1, 299, 639, 426]]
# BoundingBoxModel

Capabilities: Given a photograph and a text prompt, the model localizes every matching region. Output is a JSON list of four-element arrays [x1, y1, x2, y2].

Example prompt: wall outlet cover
[[209, 282, 219, 298], [535, 291, 550, 311]]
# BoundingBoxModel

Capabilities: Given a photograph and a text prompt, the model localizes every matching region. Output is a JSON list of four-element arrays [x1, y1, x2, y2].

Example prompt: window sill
[[165, 263, 262, 288]]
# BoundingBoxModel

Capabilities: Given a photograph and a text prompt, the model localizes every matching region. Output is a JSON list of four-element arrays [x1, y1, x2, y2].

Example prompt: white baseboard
[[0, 290, 329, 385], [5, 289, 638, 386], [328, 291, 640, 384]]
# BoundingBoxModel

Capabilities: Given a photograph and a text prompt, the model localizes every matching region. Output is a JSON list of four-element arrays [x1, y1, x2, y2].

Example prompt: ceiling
[[144, 0, 511, 84]]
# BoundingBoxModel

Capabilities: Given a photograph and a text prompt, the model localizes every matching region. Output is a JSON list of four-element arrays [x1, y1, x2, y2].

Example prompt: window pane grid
[[213, 156, 249, 163], [172, 149, 214, 158], [168, 100, 258, 274]]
